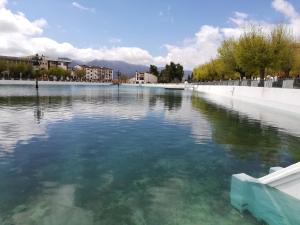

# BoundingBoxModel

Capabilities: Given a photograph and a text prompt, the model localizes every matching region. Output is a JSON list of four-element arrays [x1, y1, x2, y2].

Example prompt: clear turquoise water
[[0, 85, 299, 225]]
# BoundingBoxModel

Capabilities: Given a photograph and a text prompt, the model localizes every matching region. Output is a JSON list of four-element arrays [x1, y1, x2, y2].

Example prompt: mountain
[[70, 59, 192, 79], [71, 60, 149, 77]]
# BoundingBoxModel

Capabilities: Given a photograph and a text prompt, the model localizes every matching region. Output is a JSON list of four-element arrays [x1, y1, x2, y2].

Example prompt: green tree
[[149, 65, 159, 76], [193, 58, 239, 81], [218, 38, 246, 78], [0, 60, 7, 73], [173, 63, 184, 82], [291, 44, 300, 76], [25, 64, 34, 79], [74, 69, 86, 81], [159, 62, 184, 83], [119, 75, 129, 83], [270, 25, 296, 77], [235, 27, 272, 82], [159, 64, 171, 83], [47, 67, 72, 81]]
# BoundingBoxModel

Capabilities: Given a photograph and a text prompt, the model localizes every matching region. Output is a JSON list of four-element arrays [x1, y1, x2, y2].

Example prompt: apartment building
[[134, 72, 158, 84], [0, 54, 71, 71], [0, 55, 32, 66], [47, 57, 71, 70], [79, 65, 114, 82]]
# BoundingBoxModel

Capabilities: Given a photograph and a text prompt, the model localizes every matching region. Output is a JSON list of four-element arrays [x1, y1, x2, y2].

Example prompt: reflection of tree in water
[[148, 95, 158, 109], [192, 96, 300, 165], [158, 91, 183, 111], [285, 136, 300, 161]]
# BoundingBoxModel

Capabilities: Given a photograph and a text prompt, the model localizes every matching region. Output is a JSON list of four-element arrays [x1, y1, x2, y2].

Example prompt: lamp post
[[117, 70, 121, 87], [32, 54, 41, 89]]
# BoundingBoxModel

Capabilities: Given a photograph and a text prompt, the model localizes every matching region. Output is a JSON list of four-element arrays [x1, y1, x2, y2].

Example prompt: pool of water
[[0, 85, 299, 225]]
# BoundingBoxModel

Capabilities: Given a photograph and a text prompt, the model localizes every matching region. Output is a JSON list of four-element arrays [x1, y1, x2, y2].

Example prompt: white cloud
[[272, 0, 299, 19], [162, 26, 223, 69], [0, 0, 300, 70], [72, 2, 95, 13], [0, 8, 46, 36], [0, 0, 7, 8], [272, 0, 300, 36]]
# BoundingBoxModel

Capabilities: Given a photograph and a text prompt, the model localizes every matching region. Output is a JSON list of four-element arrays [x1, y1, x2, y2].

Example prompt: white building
[[80, 65, 114, 82], [134, 72, 158, 84]]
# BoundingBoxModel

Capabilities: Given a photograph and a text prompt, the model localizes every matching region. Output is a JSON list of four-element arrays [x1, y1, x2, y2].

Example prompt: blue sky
[[1, 0, 300, 68]]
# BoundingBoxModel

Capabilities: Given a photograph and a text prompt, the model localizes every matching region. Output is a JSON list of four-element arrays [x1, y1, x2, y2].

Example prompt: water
[[0, 84, 299, 225]]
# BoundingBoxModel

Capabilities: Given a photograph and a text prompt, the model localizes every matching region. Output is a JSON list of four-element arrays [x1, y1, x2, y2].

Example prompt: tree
[[0, 60, 7, 73], [173, 63, 184, 82], [74, 69, 86, 81], [193, 57, 239, 81], [193, 62, 211, 81], [25, 64, 34, 79], [159, 64, 171, 83], [159, 62, 184, 83], [235, 27, 272, 82], [218, 38, 246, 78], [47, 67, 69, 80], [149, 65, 159, 76], [291, 44, 300, 77], [270, 25, 296, 77], [119, 75, 129, 83]]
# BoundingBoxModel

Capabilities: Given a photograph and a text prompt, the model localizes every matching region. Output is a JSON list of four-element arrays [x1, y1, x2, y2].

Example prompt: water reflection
[[159, 90, 183, 111], [0, 86, 185, 152], [191, 95, 300, 165], [0, 85, 299, 225], [34, 90, 44, 123]]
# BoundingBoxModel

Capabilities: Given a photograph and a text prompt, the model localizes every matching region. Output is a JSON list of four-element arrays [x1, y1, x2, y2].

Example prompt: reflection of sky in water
[[0, 85, 299, 225]]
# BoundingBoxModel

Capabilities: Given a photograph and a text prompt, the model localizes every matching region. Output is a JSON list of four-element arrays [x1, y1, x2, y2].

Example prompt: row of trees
[[0, 60, 77, 80], [193, 25, 300, 81], [0, 60, 34, 79], [149, 62, 184, 83]]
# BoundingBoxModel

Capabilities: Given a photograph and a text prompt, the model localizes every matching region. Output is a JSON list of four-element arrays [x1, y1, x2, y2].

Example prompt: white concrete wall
[[124, 83, 185, 88], [190, 85, 300, 114]]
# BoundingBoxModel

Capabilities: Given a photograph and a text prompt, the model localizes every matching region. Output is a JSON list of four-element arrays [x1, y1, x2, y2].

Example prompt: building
[[0, 54, 72, 71], [128, 77, 136, 84], [0, 55, 32, 66], [134, 72, 158, 84], [47, 57, 72, 70], [80, 65, 114, 82]]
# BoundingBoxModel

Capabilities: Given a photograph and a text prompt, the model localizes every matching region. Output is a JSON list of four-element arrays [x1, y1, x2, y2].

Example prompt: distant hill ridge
[[71, 59, 191, 78]]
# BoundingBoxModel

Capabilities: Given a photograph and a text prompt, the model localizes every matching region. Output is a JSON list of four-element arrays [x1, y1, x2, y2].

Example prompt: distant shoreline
[[0, 80, 113, 86], [0, 80, 187, 89]]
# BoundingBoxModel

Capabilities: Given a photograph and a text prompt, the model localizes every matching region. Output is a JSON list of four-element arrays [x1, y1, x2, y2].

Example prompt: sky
[[0, 0, 300, 69]]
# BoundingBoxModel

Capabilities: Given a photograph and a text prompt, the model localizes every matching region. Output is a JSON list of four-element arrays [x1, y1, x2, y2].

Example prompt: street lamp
[[32, 54, 41, 89], [117, 70, 121, 87]]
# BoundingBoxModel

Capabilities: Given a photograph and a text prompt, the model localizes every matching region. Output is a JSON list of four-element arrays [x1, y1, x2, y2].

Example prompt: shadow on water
[[191, 95, 300, 166]]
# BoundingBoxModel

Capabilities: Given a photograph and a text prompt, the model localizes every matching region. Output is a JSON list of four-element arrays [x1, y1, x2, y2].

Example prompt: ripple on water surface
[[0, 85, 299, 225]]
